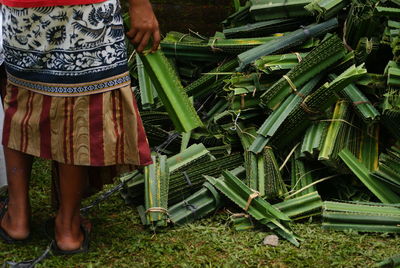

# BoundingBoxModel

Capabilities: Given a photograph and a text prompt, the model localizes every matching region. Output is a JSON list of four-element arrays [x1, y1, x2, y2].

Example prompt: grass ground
[[1, 158, 399, 267]]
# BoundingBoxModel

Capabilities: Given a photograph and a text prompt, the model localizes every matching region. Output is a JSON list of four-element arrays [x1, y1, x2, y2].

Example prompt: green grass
[[1, 158, 400, 267]]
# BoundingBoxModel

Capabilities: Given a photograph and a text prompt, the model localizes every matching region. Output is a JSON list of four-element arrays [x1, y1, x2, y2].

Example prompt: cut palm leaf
[[338, 148, 400, 203], [139, 50, 203, 132]]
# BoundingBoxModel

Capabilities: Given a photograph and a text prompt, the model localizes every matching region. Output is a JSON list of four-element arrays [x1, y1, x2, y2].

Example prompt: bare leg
[[55, 163, 88, 251], [1, 147, 32, 240]]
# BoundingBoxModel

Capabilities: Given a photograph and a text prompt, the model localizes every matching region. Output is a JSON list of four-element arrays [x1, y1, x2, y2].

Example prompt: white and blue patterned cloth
[[2, 0, 131, 96]]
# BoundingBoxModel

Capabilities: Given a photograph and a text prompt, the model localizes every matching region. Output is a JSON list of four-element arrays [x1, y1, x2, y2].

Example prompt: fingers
[[126, 28, 137, 40], [127, 2, 160, 53], [128, 24, 160, 53], [151, 28, 161, 53], [132, 31, 144, 47], [136, 32, 151, 53]]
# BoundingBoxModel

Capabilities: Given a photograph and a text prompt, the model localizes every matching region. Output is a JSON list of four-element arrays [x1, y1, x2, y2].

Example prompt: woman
[[0, 0, 159, 253]]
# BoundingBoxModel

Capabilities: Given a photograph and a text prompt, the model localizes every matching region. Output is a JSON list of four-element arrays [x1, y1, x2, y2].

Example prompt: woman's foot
[[0, 200, 30, 241], [2, 148, 33, 242], [54, 163, 88, 252], [54, 214, 91, 251]]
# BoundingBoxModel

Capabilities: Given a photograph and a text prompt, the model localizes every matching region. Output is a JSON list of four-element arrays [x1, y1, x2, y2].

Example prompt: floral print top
[[2, 0, 131, 96]]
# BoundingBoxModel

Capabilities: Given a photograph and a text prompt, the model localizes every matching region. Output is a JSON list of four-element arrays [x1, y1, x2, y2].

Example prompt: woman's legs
[[1, 150, 88, 249], [1, 147, 32, 240], [55, 163, 87, 251]]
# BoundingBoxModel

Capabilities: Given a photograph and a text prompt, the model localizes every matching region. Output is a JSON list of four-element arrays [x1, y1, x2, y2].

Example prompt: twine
[[353, 100, 372, 105], [300, 102, 321, 115], [241, 94, 246, 109], [178, 34, 190, 42], [252, 87, 257, 97], [244, 191, 260, 211], [236, 124, 257, 140], [145, 207, 170, 216], [226, 209, 250, 218], [283, 75, 297, 92], [210, 38, 224, 53], [231, 213, 249, 218], [188, 29, 207, 40], [294, 52, 303, 62], [342, 19, 353, 51], [283, 75, 306, 99], [174, 33, 190, 58]]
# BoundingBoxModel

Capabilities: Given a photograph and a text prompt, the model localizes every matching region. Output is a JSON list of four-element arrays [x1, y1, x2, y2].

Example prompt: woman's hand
[[126, 0, 161, 53]]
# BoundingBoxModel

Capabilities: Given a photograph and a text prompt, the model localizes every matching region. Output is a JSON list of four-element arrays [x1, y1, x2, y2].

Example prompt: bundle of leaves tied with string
[[115, 0, 400, 255]]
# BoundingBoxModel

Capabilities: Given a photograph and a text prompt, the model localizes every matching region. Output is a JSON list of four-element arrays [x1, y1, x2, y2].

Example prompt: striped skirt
[[2, 84, 152, 167]]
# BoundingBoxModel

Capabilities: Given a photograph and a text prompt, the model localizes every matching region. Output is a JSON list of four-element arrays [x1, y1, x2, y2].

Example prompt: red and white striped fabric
[[2, 84, 152, 167]]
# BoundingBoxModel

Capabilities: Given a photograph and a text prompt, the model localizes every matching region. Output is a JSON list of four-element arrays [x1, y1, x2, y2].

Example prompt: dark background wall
[[122, 1, 233, 36], [151, 0, 233, 36]]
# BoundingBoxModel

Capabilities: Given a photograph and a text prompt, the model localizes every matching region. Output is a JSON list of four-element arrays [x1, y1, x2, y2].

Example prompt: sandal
[[0, 196, 13, 244], [51, 224, 91, 255], [51, 218, 92, 255], [2, 219, 91, 267]]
